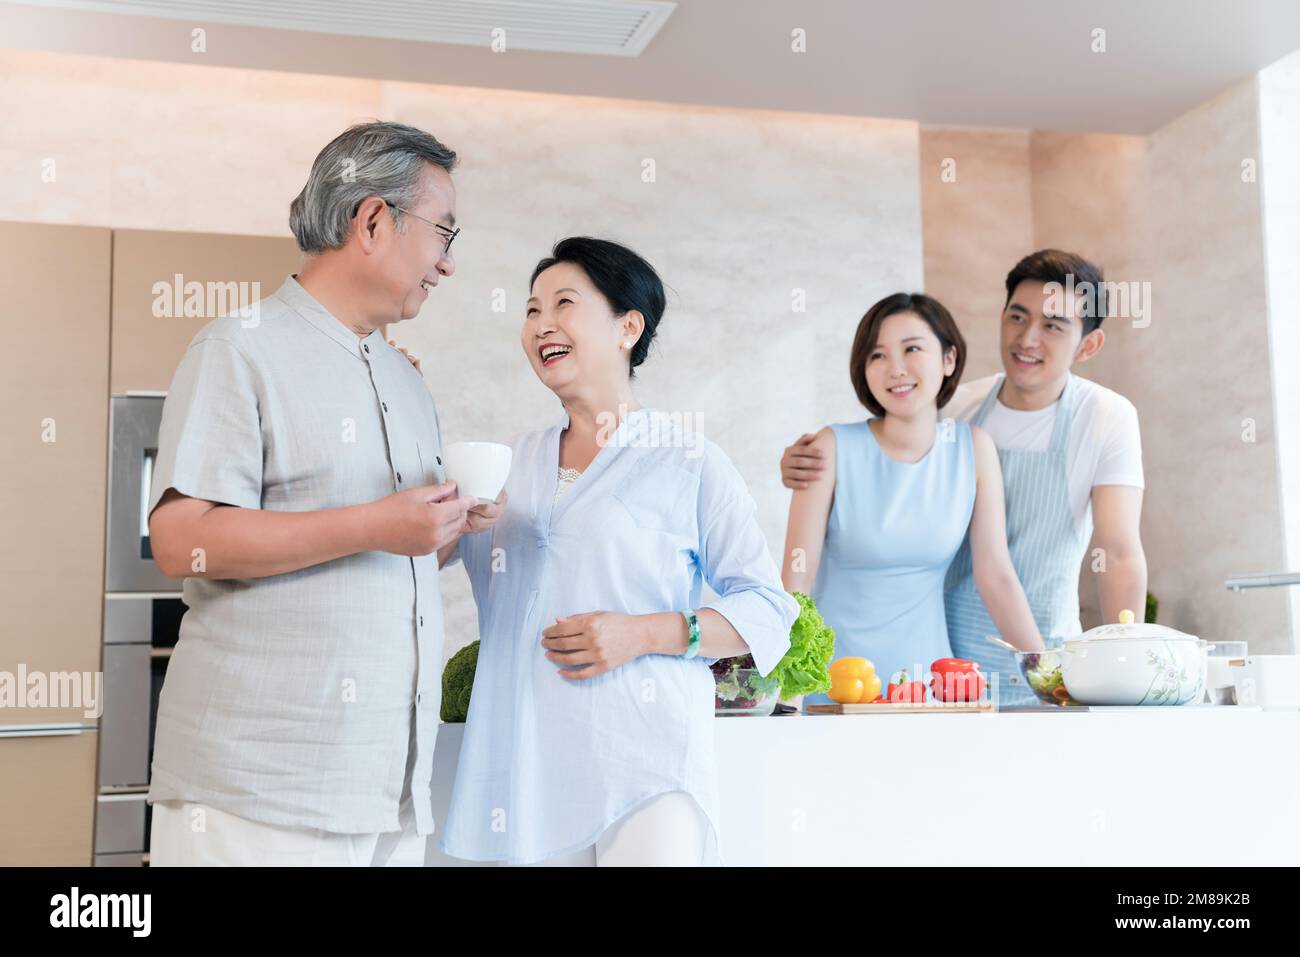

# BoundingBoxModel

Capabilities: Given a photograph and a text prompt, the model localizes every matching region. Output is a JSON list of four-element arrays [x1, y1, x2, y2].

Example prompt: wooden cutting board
[[806, 700, 996, 714]]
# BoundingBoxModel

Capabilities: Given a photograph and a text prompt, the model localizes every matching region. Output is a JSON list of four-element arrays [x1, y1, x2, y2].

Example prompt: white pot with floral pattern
[[1060, 610, 1213, 706]]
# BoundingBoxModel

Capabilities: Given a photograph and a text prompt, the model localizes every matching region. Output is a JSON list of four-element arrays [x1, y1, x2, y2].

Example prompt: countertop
[[425, 707, 1300, 866]]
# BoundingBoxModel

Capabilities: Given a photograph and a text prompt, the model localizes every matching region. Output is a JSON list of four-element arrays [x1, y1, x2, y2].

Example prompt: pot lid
[[1075, 608, 1199, 642]]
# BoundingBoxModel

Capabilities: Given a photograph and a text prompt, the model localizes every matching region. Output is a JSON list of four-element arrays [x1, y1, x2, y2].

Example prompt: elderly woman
[[438, 237, 797, 866]]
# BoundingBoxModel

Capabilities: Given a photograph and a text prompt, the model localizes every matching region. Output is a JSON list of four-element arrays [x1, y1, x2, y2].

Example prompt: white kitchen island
[[425, 708, 1300, 866]]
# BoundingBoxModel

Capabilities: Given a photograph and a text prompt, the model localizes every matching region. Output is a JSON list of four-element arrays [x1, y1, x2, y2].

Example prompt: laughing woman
[[439, 237, 797, 866], [783, 293, 1043, 706]]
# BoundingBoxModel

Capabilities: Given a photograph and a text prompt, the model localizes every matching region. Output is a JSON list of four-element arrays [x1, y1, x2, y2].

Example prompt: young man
[[780, 250, 1147, 703]]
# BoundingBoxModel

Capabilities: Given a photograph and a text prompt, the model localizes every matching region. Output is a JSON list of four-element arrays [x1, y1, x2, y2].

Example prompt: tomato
[[886, 669, 928, 703]]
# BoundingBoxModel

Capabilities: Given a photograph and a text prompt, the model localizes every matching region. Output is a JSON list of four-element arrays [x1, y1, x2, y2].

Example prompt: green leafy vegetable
[[1026, 662, 1063, 695], [766, 592, 835, 698]]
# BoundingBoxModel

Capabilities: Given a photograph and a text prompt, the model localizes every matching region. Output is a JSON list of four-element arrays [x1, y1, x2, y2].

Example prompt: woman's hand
[[463, 489, 507, 534], [541, 612, 650, 680], [388, 339, 422, 374]]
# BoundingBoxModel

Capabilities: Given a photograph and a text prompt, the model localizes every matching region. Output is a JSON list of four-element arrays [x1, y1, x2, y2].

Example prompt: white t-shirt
[[944, 374, 1144, 542]]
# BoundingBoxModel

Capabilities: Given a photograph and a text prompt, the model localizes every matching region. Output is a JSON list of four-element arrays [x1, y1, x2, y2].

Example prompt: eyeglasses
[[387, 201, 459, 253]]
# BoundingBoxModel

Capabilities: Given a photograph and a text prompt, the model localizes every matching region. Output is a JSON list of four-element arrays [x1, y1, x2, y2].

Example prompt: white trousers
[[149, 789, 425, 867], [522, 791, 708, 867], [150, 710, 425, 867]]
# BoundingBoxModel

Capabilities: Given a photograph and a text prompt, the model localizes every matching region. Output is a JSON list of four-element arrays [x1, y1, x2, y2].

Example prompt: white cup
[[443, 441, 512, 504]]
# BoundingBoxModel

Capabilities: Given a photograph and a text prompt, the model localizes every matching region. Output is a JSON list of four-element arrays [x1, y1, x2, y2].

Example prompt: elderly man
[[146, 121, 502, 865]]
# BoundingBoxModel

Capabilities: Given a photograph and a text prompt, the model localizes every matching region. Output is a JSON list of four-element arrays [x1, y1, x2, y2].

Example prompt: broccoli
[[440, 640, 479, 723]]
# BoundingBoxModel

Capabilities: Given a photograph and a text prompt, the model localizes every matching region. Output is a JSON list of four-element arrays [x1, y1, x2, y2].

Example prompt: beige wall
[[1118, 80, 1289, 649], [3, 44, 1293, 660], [0, 47, 925, 659], [1026, 130, 1146, 631], [920, 78, 1294, 650], [919, 129, 1033, 380]]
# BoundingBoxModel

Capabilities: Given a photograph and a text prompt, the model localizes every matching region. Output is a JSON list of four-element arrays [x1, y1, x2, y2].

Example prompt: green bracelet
[[681, 610, 701, 658]]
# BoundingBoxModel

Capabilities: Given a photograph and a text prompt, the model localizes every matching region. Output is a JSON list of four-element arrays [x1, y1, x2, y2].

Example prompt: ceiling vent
[[17, 0, 678, 56]]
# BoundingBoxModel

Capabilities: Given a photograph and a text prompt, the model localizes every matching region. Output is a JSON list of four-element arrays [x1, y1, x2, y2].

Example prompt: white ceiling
[[3, 0, 1300, 134]]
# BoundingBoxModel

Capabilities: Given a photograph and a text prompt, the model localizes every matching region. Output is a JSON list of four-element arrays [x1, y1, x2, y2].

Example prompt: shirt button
[[363, 343, 370, 354], [382, 402, 388, 412], [396, 471, 403, 483], [436, 456, 441, 465], [536, 538, 547, 549], [416, 692, 423, 705], [419, 615, 424, 627]]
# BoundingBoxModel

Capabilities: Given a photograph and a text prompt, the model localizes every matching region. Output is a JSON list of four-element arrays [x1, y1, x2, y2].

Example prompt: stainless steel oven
[[106, 393, 176, 592], [96, 394, 184, 866]]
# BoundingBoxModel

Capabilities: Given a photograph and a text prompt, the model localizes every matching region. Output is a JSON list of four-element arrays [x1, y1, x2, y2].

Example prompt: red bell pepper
[[930, 657, 987, 702]]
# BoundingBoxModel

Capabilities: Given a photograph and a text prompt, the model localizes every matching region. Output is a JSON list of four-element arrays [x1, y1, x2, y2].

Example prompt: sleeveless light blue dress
[[804, 418, 976, 707]]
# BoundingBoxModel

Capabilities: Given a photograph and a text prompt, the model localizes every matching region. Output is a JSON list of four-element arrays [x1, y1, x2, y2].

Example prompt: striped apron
[[944, 374, 1089, 706]]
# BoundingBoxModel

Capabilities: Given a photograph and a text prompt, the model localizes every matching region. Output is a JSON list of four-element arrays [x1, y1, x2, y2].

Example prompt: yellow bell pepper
[[829, 657, 875, 680], [860, 672, 883, 703], [828, 673, 864, 704], [827, 657, 880, 704]]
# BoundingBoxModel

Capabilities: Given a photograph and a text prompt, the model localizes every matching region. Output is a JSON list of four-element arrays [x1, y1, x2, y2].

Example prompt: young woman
[[439, 237, 797, 866], [782, 293, 1043, 706]]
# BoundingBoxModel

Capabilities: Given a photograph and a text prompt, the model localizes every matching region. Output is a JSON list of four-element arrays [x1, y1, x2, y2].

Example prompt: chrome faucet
[[1224, 572, 1300, 592]]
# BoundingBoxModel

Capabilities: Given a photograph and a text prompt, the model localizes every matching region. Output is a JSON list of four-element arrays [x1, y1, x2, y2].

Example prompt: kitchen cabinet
[[1, 221, 302, 864], [0, 729, 97, 865], [0, 220, 109, 865], [0, 220, 110, 727], [109, 228, 302, 393]]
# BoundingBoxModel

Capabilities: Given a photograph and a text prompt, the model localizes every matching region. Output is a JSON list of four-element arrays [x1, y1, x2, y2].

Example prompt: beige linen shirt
[[146, 276, 448, 835]]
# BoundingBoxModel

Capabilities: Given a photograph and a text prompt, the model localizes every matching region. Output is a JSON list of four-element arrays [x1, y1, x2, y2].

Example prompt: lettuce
[[766, 592, 835, 698]]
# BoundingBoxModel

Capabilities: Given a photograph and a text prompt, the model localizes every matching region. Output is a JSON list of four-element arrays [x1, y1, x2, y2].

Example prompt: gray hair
[[289, 121, 458, 253]]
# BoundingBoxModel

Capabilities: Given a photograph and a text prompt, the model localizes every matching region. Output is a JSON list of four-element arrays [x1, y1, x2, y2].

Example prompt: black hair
[[849, 292, 966, 416], [1004, 249, 1108, 336], [530, 237, 665, 378]]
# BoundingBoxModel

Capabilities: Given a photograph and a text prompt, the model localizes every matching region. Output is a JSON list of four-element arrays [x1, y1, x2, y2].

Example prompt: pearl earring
[[621, 340, 633, 350]]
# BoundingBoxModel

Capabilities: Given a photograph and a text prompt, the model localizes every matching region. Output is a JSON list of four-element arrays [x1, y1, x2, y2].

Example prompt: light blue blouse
[[439, 408, 798, 865]]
